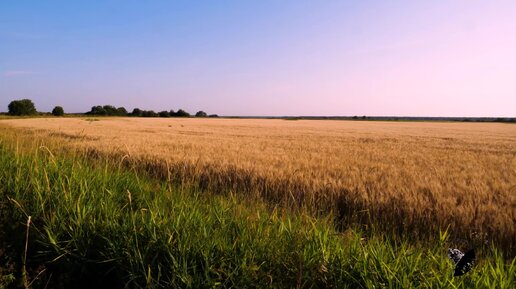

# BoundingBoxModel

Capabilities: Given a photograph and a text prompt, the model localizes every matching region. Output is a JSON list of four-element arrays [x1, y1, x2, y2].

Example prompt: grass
[[2, 118, 515, 256], [0, 125, 515, 288]]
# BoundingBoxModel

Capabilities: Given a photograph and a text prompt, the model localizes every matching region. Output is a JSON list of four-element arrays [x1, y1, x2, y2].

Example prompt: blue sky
[[1, 1, 515, 116]]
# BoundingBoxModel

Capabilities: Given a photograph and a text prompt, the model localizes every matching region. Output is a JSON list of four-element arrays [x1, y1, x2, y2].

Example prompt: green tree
[[131, 108, 143, 116], [195, 111, 208, 117], [103, 105, 118, 115], [7, 99, 37, 116], [52, 106, 64, 116], [116, 107, 128, 116], [88, 106, 106, 115], [142, 110, 158, 117], [87, 105, 127, 116], [158, 111, 170, 117], [175, 109, 190, 117]]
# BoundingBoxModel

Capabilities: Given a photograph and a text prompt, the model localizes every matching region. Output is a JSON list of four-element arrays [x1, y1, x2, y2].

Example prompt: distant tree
[[116, 107, 128, 116], [158, 111, 170, 117], [52, 106, 64, 116], [169, 110, 176, 117], [352, 116, 358, 120], [141, 110, 158, 117], [361, 116, 367, 120], [195, 111, 208, 117], [208, 114, 219, 118], [88, 105, 106, 115], [8, 99, 37, 116], [175, 109, 190, 117], [103, 105, 118, 115], [131, 108, 143, 116], [86, 105, 127, 116]]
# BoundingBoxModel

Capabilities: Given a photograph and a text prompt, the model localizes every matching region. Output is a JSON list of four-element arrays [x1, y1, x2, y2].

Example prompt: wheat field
[[2, 118, 515, 254]]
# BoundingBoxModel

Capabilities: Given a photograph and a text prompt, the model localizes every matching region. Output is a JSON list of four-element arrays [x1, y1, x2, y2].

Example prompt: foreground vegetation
[[0, 126, 515, 288]]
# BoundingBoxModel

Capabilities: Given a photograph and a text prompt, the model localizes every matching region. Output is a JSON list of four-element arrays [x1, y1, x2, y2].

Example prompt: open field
[[0, 123, 515, 288], [2, 118, 515, 256]]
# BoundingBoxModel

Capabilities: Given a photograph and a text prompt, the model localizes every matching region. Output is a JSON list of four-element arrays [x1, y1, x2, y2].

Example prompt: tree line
[[5, 99, 217, 118]]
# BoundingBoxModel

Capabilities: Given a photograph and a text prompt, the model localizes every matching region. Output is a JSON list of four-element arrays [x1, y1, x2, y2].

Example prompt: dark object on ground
[[448, 248, 475, 276]]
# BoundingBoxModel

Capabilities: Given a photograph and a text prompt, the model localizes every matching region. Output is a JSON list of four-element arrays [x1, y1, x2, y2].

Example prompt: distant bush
[[208, 114, 219, 118], [84, 105, 211, 118], [8, 99, 37, 116], [116, 107, 128, 116], [159, 111, 170, 117], [52, 106, 64, 116], [88, 105, 106, 116], [141, 110, 158, 117], [103, 105, 118, 115], [175, 109, 190, 117], [195, 111, 208, 117], [87, 105, 128, 116], [131, 108, 142, 117]]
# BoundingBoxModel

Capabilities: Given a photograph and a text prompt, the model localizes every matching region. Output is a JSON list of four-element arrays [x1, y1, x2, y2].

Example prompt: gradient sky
[[1, 1, 515, 116]]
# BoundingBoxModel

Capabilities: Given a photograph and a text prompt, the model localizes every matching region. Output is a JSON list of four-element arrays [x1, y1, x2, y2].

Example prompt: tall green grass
[[0, 132, 514, 288]]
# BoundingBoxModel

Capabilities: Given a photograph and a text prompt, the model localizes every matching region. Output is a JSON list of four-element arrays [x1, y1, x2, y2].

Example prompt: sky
[[1, 1, 515, 116]]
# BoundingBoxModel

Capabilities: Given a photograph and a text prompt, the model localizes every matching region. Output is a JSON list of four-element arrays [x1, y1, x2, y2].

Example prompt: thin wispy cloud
[[2, 70, 35, 77]]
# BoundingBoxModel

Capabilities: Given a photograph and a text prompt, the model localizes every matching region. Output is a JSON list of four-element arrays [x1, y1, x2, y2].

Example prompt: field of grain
[[2, 124, 514, 288], [2, 118, 515, 254]]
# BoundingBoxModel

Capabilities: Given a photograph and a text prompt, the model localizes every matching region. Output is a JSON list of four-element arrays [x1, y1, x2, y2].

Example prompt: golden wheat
[[2, 117, 515, 253]]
